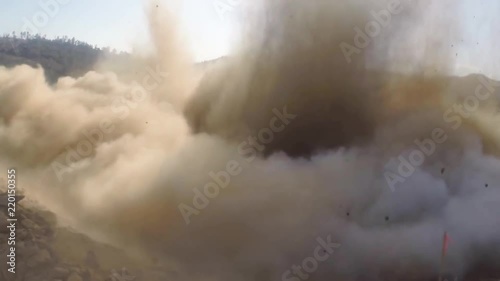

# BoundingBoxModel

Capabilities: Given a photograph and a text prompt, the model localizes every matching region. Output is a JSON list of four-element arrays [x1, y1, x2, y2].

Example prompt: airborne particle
[[441, 168, 445, 174], [385, 216, 389, 221]]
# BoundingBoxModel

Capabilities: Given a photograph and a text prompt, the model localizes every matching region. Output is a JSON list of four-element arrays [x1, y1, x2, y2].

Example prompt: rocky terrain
[[1, 191, 499, 281], [0, 192, 178, 281]]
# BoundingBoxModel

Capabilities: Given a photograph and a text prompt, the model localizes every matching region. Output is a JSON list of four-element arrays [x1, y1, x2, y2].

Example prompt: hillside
[[0, 34, 226, 84], [0, 192, 176, 281], [0, 34, 119, 83]]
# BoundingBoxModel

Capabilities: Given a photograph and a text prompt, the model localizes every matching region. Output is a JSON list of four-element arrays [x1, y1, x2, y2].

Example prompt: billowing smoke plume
[[1, 0, 500, 280]]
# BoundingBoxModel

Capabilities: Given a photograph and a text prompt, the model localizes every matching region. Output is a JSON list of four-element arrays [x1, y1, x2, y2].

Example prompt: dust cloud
[[1, 0, 500, 280]]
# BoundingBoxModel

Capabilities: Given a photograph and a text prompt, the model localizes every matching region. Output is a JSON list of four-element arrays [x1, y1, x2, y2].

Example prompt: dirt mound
[[0, 193, 175, 281]]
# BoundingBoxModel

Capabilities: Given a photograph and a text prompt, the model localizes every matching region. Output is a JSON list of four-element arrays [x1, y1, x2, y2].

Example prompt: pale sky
[[0, 0, 498, 76], [0, 0, 239, 61], [455, 0, 500, 78]]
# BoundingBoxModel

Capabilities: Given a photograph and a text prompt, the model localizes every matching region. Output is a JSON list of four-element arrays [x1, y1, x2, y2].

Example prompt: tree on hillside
[[0, 34, 123, 83]]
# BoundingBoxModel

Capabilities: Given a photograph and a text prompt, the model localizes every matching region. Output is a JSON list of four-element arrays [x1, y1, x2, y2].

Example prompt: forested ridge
[[0, 32, 127, 83]]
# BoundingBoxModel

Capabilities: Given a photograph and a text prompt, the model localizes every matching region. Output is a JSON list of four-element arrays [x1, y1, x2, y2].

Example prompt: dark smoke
[[1, 1, 500, 281]]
